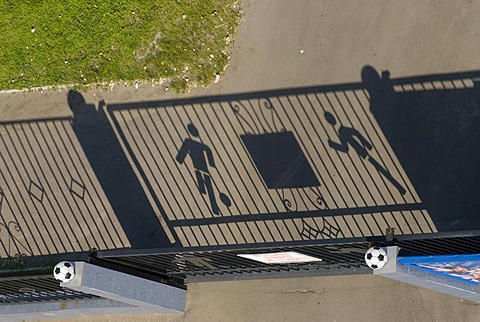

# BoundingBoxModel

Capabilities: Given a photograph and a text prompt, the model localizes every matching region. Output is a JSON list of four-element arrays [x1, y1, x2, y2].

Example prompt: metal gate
[[91, 230, 480, 286], [0, 275, 98, 305]]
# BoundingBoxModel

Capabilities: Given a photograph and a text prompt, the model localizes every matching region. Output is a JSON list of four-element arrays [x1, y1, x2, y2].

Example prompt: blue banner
[[398, 254, 480, 285]]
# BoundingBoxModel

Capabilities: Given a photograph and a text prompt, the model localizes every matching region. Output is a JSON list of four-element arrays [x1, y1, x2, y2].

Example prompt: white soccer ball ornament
[[53, 261, 75, 283], [365, 246, 388, 269]]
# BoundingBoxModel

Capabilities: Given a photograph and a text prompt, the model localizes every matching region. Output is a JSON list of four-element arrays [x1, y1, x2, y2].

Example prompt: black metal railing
[[0, 275, 98, 305], [91, 239, 371, 285], [91, 230, 480, 285], [394, 231, 480, 256]]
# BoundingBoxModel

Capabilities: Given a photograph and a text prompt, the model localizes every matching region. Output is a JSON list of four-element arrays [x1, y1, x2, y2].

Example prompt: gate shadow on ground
[[362, 66, 480, 232], [1, 65, 479, 257], [0, 117, 130, 258], [85, 65, 480, 248], [67, 92, 173, 248]]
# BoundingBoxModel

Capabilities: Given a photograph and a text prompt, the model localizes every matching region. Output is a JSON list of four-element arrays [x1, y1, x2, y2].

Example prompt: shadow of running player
[[325, 112, 406, 195], [176, 124, 231, 215]]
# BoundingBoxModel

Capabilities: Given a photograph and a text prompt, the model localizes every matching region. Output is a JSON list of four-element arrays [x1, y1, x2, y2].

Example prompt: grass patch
[[0, 0, 241, 91]]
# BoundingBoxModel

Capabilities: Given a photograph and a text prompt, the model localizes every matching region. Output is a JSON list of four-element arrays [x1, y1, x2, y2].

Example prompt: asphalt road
[[2, 0, 480, 321]]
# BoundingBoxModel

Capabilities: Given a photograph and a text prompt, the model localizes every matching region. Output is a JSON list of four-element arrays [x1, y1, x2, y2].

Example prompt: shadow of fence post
[[68, 90, 174, 249]]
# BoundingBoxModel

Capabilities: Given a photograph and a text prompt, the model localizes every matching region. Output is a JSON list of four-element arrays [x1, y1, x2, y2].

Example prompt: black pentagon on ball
[[65, 273, 71, 279], [64, 262, 71, 268], [371, 264, 378, 269], [378, 254, 384, 261], [366, 253, 373, 260], [55, 267, 61, 274]]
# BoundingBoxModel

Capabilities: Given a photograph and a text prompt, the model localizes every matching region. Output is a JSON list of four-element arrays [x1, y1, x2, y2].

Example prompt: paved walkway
[[1, 0, 480, 320]]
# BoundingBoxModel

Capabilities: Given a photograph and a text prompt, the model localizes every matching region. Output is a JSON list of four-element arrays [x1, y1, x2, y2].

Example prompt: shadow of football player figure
[[325, 112, 406, 195], [176, 124, 231, 215]]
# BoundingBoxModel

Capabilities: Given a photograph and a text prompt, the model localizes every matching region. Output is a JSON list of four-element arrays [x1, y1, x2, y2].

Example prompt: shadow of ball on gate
[[219, 193, 232, 208]]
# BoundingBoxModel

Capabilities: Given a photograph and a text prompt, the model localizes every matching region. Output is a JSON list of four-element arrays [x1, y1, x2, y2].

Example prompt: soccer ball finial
[[53, 261, 75, 283], [365, 246, 388, 269]]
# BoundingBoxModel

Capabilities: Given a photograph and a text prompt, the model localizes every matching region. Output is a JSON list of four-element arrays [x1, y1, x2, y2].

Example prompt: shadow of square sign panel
[[241, 131, 319, 189]]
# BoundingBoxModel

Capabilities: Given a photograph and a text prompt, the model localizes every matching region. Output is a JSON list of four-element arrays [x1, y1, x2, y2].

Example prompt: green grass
[[0, 0, 241, 91]]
